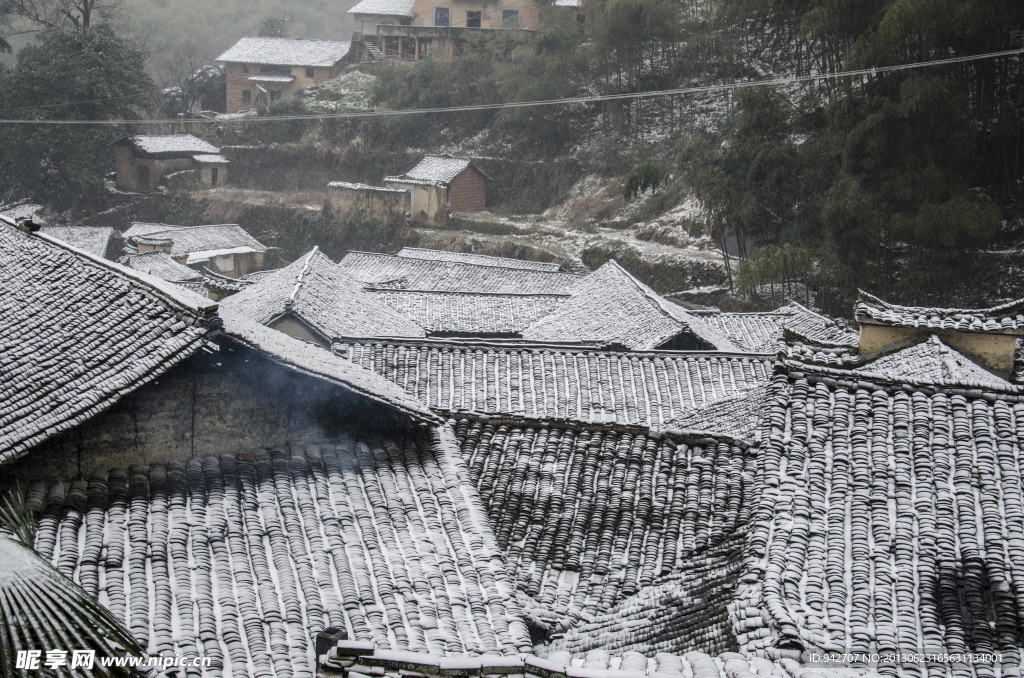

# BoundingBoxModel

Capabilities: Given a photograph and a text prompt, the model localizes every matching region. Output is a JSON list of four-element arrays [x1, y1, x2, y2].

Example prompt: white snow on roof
[[126, 134, 220, 155], [348, 0, 416, 16], [329, 181, 407, 192], [554, 0, 582, 6], [393, 155, 474, 185], [191, 154, 230, 164], [216, 37, 351, 67], [247, 73, 296, 83]]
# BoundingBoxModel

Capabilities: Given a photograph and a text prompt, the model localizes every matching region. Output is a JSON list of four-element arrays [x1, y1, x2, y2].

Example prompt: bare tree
[[0, 0, 123, 46], [158, 39, 210, 115]]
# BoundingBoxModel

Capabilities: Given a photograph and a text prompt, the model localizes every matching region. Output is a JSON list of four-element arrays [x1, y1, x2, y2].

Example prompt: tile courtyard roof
[[453, 417, 756, 635], [0, 218, 218, 464], [118, 134, 220, 156], [334, 341, 774, 428], [385, 155, 484, 187], [370, 289, 567, 335], [216, 37, 352, 67], [347, 0, 416, 16], [337, 251, 580, 295], [319, 642, 881, 678], [123, 250, 202, 283], [735, 355, 1024, 668], [683, 303, 857, 354], [855, 289, 1024, 334], [38, 225, 116, 259], [221, 248, 427, 342], [522, 261, 698, 350], [396, 248, 564, 272], [126, 223, 267, 258], [31, 433, 534, 676]]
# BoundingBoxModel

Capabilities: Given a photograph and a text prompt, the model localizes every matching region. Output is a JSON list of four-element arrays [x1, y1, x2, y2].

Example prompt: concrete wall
[[859, 323, 1019, 378], [384, 180, 446, 223], [411, 0, 539, 28], [1, 342, 412, 482], [448, 168, 487, 212], [328, 183, 410, 222]]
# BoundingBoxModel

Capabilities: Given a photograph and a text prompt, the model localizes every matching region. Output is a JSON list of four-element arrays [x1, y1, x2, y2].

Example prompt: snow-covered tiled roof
[[454, 416, 755, 636], [328, 180, 406, 192], [348, 0, 416, 16], [855, 289, 1024, 334], [338, 251, 580, 294], [37, 225, 115, 259], [397, 247, 564, 272], [553, 0, 582, 6], [386, 155, 479, 186], [123, 250, 202, 283], [0, 218, 217, 464], [215, 36, 351, 67], [522, 260, 698, 349], [660, 385, 767, 442], [31, 432, 532, 674], [736, 350, 1024, 667], [221, 248, 426, 342], [118, 134, 220, 155], [371, 288, 565, 335], [125, 223, 267, 257], [122, 222, 187, 239], [681, 302, 857, 353], [335, 340, 773, 428]]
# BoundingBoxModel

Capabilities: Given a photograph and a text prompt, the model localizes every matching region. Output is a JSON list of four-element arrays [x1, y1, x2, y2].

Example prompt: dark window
[[136, 165, 150, 188], [466, 10, 481, 27], [576, 12, 585, 22], [211, 167, 219, 187], [241, 90, 251, 104], [306, 67, 315, 77], [502, 9, 519, 25], [434, 7, 449, 25], [242, 63, 249, 73], [399, 16, 412, 24], [270, 89, 281, 101]]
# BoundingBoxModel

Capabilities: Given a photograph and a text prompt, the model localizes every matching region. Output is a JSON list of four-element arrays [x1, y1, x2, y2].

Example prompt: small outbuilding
[[384, 154, 489, 224], [114, 135, 228, 192]]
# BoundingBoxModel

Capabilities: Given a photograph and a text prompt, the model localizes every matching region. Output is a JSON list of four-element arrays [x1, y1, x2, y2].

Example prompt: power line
[[0, 46, 1019, 126]]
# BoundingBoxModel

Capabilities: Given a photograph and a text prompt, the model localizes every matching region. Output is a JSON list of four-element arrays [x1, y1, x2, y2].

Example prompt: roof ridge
[[287, 246, 321, 309], [344, 251, 582, 276], [5, 219, 217, 318], [367, 287, 571, 298]]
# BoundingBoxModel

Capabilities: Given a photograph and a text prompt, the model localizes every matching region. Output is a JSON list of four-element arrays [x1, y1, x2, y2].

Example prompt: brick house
[[215, 37, 352, 114], [384, 154, 488, 223], [114, 135, 228, 192], [349, 0, 539, 61]]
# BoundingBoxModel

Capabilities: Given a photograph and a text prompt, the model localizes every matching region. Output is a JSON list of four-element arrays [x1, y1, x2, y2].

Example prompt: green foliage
[[0, 24, 154, 209], [622, 159, 667, 201], [0, 485, 34, 549]]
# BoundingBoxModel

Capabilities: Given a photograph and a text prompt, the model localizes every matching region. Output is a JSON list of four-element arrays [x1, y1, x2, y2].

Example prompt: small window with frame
[[466, 10, 481, 27], [502, 9, 519, 25], [242, 90, 251, 104], [434, 7, 449, 26], [306, 67, 315, 77]]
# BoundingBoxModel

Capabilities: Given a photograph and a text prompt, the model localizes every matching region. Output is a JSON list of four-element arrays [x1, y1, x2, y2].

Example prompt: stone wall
[[2, 341, 411, 482]]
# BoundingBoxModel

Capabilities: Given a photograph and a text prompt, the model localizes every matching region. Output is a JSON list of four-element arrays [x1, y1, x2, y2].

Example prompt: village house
[[384, 154, 489, 223], [349, 0, 539, 61], [9, 214, 1024, 676], [122, 222, 273, 278], [114, 134, 228, 192], [215, 36, 352, 113]]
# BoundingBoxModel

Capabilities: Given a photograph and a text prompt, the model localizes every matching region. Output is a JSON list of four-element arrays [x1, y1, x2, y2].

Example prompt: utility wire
[[0, 46, 1019, 125]]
